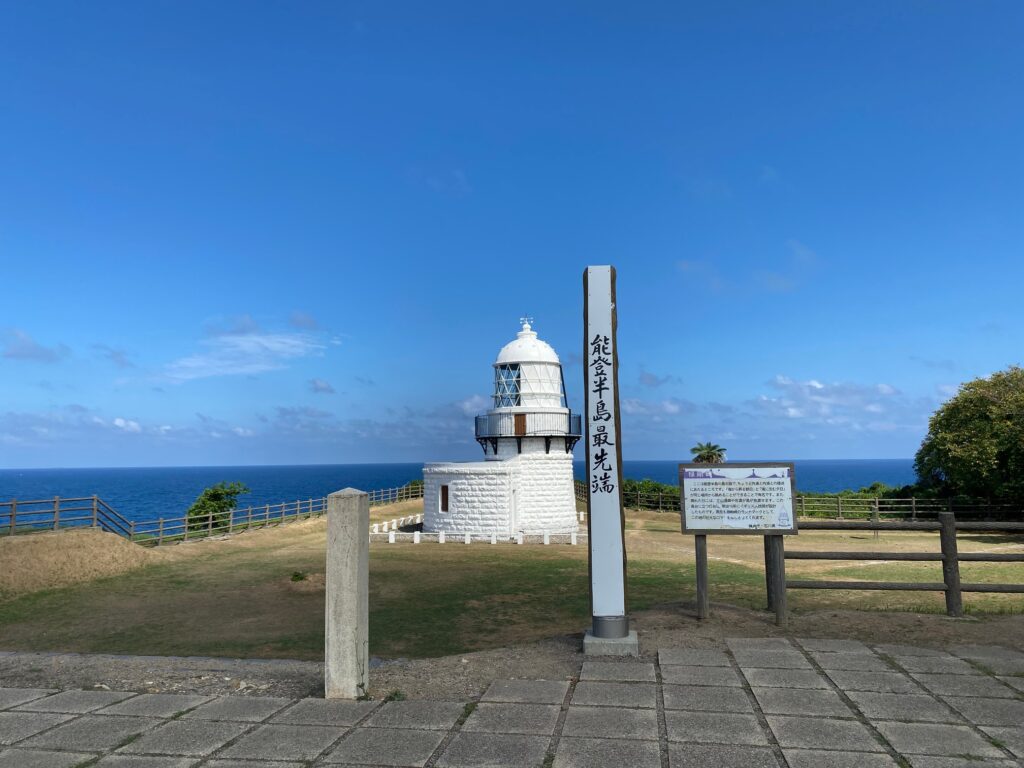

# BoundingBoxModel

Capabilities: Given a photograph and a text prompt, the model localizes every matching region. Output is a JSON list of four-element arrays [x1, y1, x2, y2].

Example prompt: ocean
[[0, 459, 916, 525]]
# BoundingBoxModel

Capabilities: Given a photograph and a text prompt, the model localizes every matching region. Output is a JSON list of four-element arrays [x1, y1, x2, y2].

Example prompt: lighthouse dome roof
[[495, 321, 560, 366]]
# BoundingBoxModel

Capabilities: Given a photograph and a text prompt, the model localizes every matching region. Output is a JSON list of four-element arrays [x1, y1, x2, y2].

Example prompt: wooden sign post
[[680, 462, 798, 626], [582, 266, 636, 655]]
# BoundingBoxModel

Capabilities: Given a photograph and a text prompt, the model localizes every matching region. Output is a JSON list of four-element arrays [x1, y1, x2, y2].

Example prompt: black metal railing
[[475, 411, 582, 438]]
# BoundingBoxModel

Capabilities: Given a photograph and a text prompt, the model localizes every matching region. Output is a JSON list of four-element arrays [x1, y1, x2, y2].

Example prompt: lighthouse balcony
[[475, 411, 581, 438], [475, 411, 582, 454]]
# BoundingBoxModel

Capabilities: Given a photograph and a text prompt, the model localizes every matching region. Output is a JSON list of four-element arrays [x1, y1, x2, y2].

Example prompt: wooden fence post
[[695, 535, 710, 619], [53, 496, 61, 531], [939, 512, 963, 617], [10, 499, 17, 536], [764, 536, 777, 611], [836, 497, 842, 519], [872, 499, 880, 539], [768, 535, 788, 627], [911, 497, 917, 521], [92, 495, 99, 527], [157, 518, 165, 546], [129, 521, 136, 542]]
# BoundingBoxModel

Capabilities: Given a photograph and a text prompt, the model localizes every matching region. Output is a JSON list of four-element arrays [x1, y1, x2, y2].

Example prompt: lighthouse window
[[494, 364, 521, 407]]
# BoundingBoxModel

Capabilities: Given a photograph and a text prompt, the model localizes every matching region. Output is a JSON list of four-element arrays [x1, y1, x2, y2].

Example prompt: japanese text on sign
[[681, 465, 796, 533]]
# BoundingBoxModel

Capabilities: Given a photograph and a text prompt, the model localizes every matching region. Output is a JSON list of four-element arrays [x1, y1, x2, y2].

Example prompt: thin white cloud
[[309, 378, 335, 394], [165, 332, 325, 382], [2, 329, 70, 362]]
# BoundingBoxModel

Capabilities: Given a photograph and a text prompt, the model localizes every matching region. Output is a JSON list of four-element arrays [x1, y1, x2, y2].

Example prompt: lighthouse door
[[514, 413, 527, 436]]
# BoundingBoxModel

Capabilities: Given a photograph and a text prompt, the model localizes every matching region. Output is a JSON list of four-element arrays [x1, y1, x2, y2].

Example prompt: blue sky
[[1, 2, 1021, 468]]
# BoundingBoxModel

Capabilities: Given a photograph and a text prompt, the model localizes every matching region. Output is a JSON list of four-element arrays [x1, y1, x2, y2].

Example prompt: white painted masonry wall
[[423, 452, 577, 536]]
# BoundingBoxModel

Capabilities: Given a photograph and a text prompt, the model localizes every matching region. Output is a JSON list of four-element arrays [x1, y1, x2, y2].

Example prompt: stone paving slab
[[752, 686, 854, 717], [669, 743, 780, 767], [980, 726, 1024, 759], [0, 711, 72, 745], [809, 652, 892, 672], [912, 672, 1020, 698], [951, 645, 1024, 661], [824, 670, 921, 693], [661, 665, 744, 687], [663, 685, 752, 713], [0, 748, 99, 767], [795, 638, 872, 654], [562, 706, 659, 740], [436, 732, 550, 767], [906, 757, 1020, 768], [270, 697, 380, 725], [658, 648, 730, 667], [766, 715, 884, 752], [119, 718, 251, 756], [726, 638, 794, 651], [665, 711, 767, 745], [183, 695, 292, 722], [480, 679, 569, 704], [782, 753, 897, 768], [976, 658, 1024, 675], [579, 661, 656, 682], [783, 749, 899, 767], [20, 714, 162, 751], [323, 726, 445, 765], [997, 676, 1024, 693], [874, 644, 949, 658], [98, 693, 213, 718], [97, 757, 200, 767], [571, 681, 657, 708], [894, 655, 981, 675], [14, 689, 136, 713], [732, 650, 813, 670], [461, 702, 560, 734], [874, 721, 1005, 758], [218, 723, 342, 761], [942, 695, 1024, 726], [740, 668, 829, 689], [1, 638, 1023, 767], [361, 700, 465, 730], [555, 736, 661, 768], [845, 690, 961, 723], [0, 689, 56, 710]]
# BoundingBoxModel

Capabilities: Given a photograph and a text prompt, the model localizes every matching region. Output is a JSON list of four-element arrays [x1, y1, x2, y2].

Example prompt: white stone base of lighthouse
[[423, 451, 577, 537]]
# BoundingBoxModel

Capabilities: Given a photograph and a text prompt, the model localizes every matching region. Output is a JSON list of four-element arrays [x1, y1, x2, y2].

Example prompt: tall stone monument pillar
[[583, 266, 638, 656]]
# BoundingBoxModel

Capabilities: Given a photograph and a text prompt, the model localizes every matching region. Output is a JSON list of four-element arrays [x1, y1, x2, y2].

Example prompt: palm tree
[[691, 442, 727, 464]]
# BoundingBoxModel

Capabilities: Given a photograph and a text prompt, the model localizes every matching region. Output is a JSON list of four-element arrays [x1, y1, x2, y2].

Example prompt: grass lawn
[[0, 506, 1021, 660]]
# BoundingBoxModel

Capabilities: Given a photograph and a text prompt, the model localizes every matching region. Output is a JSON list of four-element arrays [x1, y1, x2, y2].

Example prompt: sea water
[[0, 459, 915, 524]]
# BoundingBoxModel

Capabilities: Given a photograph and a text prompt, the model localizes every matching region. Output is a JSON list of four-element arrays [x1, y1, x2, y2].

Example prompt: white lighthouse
[[423, 319, 581, 537]]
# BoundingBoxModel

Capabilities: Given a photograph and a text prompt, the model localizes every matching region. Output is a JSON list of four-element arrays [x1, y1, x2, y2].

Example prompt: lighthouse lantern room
[[423, 319, 581, 537]]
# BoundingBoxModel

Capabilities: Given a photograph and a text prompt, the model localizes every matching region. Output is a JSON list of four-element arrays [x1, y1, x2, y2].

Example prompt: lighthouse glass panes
[[494, 364, 521, 407]]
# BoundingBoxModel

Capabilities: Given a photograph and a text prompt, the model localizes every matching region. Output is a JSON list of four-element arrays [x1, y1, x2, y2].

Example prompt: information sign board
[[680, 462, 798, 535]]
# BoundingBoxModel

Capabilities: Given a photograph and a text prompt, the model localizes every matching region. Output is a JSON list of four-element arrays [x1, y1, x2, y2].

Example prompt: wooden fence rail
[[776, 513, 1024, 621], [571, 480, 1021, 519], [0, 483, 425, 547]]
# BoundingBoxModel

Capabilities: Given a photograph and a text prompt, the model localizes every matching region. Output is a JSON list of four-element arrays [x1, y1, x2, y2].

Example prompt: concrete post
[[464, 532, 471, 544], [325, 488, 369, 700], [571, 532, 577, 546], [439, 531, 446, 544], [388, 530, 395, 543], [413, 531, 420, 544]]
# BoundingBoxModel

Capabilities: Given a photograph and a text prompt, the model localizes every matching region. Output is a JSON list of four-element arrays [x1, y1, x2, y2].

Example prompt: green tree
[[915, 366, 1024, 503], [690, 442, 727, 464], [186, 481, 250, 532]]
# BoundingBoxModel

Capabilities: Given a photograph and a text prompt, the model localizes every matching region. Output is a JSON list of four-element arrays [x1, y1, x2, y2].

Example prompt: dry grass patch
[[0, 528, 162, 598]]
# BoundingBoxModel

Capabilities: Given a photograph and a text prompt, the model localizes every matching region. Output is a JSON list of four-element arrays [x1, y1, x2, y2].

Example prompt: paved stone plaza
[[1, 637, 1023, 767]]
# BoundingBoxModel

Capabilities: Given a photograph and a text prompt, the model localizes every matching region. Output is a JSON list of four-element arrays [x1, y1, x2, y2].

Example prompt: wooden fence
[[0, 483, 425, 547], [769, 513, 1024, 622], [571, 480, 1020, 520]]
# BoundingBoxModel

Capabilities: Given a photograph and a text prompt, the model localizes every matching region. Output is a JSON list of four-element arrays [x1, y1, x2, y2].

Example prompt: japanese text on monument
[[589, 333, 615, 494]]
